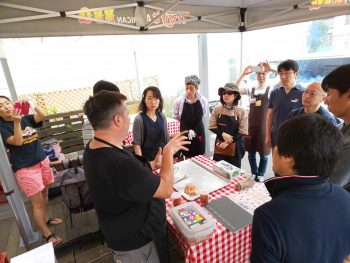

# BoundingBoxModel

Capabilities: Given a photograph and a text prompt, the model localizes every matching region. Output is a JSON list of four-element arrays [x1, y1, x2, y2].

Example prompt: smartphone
[[13, 102, 22, 114], [251, 65, 263, 73], [13, 101, 30, 115]]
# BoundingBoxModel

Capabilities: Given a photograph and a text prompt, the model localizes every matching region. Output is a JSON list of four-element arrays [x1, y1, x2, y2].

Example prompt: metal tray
[[173, 159, 230, 200]]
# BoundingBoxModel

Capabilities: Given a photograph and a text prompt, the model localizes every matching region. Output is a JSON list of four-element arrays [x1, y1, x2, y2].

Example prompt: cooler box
[[170, 201, 215, 245], [213, 160, 240, 180]]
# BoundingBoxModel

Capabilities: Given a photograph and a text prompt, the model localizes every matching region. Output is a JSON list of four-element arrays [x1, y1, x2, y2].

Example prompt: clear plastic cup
[[200, 190, 210, 206], [171, 191, 182, 207]]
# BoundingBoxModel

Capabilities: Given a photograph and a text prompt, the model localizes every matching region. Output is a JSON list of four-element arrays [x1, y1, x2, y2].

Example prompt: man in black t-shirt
[[83, 90, 189, 263]]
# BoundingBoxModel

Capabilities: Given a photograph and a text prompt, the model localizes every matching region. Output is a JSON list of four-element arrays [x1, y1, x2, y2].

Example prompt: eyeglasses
[[303, 89, 323, 97], [222, 91, 235, 96], [278, 71, 295, 77]]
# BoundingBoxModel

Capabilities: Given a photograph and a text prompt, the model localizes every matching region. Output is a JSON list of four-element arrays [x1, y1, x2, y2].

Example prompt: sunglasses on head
[[222, 90, 235, 95]]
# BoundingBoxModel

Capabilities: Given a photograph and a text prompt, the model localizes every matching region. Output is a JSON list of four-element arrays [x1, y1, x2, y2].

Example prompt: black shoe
[[254, 175, 264, 183]]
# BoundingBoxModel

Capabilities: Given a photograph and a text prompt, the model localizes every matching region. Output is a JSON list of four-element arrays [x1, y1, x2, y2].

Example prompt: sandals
[[44, 232, 63, 246], [46, 218, 63, 226]]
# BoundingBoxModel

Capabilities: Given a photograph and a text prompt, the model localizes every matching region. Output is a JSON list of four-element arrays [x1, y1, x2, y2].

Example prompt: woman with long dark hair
[[133, 86, 169, 161], [209, 83, 248, 168]]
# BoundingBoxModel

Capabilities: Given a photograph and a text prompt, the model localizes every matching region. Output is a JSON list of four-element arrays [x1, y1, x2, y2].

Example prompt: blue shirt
[[0, 115, 46, 171], [289, 106, 338, 126], [268, 84, 304, 134]]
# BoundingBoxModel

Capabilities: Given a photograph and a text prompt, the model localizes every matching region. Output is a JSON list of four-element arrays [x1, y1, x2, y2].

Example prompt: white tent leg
[[198, 33, 210, 157], [0, 58, 17, 101], [0, 138, 38, 250]]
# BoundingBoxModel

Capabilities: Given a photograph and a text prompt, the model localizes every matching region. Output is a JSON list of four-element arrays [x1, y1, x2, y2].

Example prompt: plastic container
[[213, 160, 240, 180], [170, 201, 215, 245]]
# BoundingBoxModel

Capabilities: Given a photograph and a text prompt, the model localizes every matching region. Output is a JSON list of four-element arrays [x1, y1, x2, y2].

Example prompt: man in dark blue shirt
[[322, 64, 350, 191], [251, 114, 350, 263], [289, 82, 337, 125], [266, 59, 304, 147]]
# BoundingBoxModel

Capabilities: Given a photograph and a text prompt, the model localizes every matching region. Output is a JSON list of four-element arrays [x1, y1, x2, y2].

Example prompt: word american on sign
[[78, 7, 189, 28]]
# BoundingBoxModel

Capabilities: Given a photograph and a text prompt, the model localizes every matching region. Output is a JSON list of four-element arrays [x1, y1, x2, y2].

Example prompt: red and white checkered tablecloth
[[124, 119, 180, 145], [166, 155, 270, 263]]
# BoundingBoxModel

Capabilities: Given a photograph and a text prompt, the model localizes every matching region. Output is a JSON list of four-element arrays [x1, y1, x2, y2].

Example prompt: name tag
[[255, 100, 262, 107], [250, 98, 256, 104]]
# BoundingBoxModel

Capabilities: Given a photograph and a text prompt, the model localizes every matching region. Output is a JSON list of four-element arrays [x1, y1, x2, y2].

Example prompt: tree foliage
[[307, 20, 330, 52]]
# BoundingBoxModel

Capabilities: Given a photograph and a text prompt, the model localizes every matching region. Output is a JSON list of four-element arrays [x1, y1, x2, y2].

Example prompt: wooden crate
[[37, 110, 85, 154]]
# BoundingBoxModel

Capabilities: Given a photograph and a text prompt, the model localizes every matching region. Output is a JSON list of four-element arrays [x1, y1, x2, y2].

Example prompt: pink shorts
[[15, 157, 54, 198]]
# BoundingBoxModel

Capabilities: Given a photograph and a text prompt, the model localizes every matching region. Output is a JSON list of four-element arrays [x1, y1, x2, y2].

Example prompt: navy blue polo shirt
[[289, 106, 337, 126], [268, 84, 304, 135]]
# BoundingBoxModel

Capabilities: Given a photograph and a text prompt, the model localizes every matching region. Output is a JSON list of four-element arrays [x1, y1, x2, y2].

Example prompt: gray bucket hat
[[218, 83, 239, 95], [185, 75, 200, 87]]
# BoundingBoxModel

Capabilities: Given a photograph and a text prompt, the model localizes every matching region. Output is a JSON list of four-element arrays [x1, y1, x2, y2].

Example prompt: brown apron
[[247, 87, 271, 155]]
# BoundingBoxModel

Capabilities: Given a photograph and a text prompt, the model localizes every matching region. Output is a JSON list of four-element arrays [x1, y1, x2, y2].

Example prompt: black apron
[[140, 112, 166, 161], [213, 112, 244, 168], [248, 87, 271, 155], [94, 136, 169, 263], [180, 100, 205, 158]]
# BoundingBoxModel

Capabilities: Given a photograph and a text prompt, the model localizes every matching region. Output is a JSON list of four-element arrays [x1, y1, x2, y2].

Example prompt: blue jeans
[[248, 151, 269, 177]]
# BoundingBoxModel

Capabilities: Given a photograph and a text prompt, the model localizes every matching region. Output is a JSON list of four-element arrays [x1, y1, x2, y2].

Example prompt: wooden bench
[[37, 110, 85, 155]]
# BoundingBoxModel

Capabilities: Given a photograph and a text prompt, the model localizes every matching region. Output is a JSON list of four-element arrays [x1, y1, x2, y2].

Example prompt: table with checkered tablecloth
[[166, 155, 271, 263], [124, 118, 180, 144]]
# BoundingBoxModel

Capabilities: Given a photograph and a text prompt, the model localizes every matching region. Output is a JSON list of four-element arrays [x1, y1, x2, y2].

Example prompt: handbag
[[214, 139, 236, 157]]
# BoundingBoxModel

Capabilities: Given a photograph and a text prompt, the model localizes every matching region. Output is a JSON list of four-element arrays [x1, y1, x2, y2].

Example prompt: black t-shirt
[[0, 115, 46, 171], [83, 144, 161, 251]]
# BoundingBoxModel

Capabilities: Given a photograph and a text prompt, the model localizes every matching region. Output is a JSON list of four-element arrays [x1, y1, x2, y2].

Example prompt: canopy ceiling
[[0, 0, 349, 38]]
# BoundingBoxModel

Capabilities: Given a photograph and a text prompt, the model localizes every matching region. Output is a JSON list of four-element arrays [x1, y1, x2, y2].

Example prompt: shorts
[[15, 157, 54, 198]]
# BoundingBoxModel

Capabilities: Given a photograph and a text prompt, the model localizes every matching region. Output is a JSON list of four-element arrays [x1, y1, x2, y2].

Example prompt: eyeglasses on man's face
[[278, 71, 295, 77], [303, 89, 323, 98]]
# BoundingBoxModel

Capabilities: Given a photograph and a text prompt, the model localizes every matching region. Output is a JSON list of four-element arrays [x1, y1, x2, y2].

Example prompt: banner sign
[[310, 0, 349, 10], [78, 7, 189, 28]]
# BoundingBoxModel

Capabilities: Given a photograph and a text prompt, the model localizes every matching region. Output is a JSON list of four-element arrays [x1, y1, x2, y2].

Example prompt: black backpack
[[56, 156, 93, 213]]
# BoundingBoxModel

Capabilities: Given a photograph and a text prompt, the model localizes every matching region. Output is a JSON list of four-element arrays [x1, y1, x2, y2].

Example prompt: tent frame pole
[[198, 33, 210, 156], [0, 138, 38, 251]]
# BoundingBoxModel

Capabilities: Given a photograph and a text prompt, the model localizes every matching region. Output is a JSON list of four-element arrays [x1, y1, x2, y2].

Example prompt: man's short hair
[[277, 59, 299, 73], [321, 64, 350, 95], [84, 90, 127, 130], [276, 113, 343, 178], [93, 80, 120, 95]]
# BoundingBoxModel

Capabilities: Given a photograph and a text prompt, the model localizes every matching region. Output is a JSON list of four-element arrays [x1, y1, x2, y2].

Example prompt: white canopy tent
[[0, 0, 349, 251], [0, 0, 349, 37]]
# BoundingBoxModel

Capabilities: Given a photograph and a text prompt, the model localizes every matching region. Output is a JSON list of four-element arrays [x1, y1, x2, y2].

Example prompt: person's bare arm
[[261, 61, 277, 74], [134, 145, 142, 156], [6, 109, 23, 146], [236, 66, 252, 94], [265, 108, 273, 148], [149, 148, 162, 170], [31, 102, 46, 123], [153, 133, 190, 199]]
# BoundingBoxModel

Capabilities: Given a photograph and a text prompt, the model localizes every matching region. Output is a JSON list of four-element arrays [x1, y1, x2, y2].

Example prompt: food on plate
[[184, 184, 199, 196]]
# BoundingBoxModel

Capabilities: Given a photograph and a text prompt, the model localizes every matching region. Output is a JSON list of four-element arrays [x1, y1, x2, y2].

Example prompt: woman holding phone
[[0, 96, 63, 246]]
